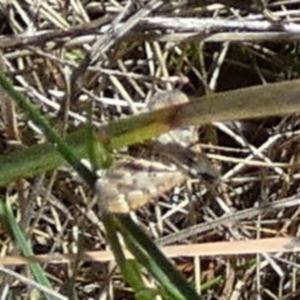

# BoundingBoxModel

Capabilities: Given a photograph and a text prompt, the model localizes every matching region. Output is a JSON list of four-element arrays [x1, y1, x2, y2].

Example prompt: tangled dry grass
[[1, 1, 300, 299]]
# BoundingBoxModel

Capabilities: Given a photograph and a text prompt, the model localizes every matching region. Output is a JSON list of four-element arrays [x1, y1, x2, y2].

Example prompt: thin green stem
[[0, 70, 97, 187], [1, 79, 300, 186]]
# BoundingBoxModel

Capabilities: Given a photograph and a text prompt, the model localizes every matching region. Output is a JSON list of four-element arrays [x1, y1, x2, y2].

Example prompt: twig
[[156, 193, 300, 246]]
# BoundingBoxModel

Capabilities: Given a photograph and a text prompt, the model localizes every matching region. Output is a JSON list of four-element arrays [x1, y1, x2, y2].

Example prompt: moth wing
[[95, 158, 186, 214]]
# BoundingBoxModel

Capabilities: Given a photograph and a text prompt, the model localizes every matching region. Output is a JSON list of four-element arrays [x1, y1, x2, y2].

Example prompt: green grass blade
[[0, 200, 55, 300], [0, 70, 97, 187], [1, 79, 300, 186], [116, 215, 201, 300], [102, 213, 155, 300]]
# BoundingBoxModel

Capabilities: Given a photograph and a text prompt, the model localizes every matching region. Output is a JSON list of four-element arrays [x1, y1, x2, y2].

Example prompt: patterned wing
[[95, 157, 186, 214]]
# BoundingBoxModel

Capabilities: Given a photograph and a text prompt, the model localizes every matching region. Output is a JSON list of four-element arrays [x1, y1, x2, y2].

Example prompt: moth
[[95, 157, 187, 214], [95, 90, 219, 214]]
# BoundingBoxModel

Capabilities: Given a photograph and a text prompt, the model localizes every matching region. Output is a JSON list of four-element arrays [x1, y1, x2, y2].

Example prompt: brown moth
[[95, 90, 219, 214], [95, 157, 187, 214]]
